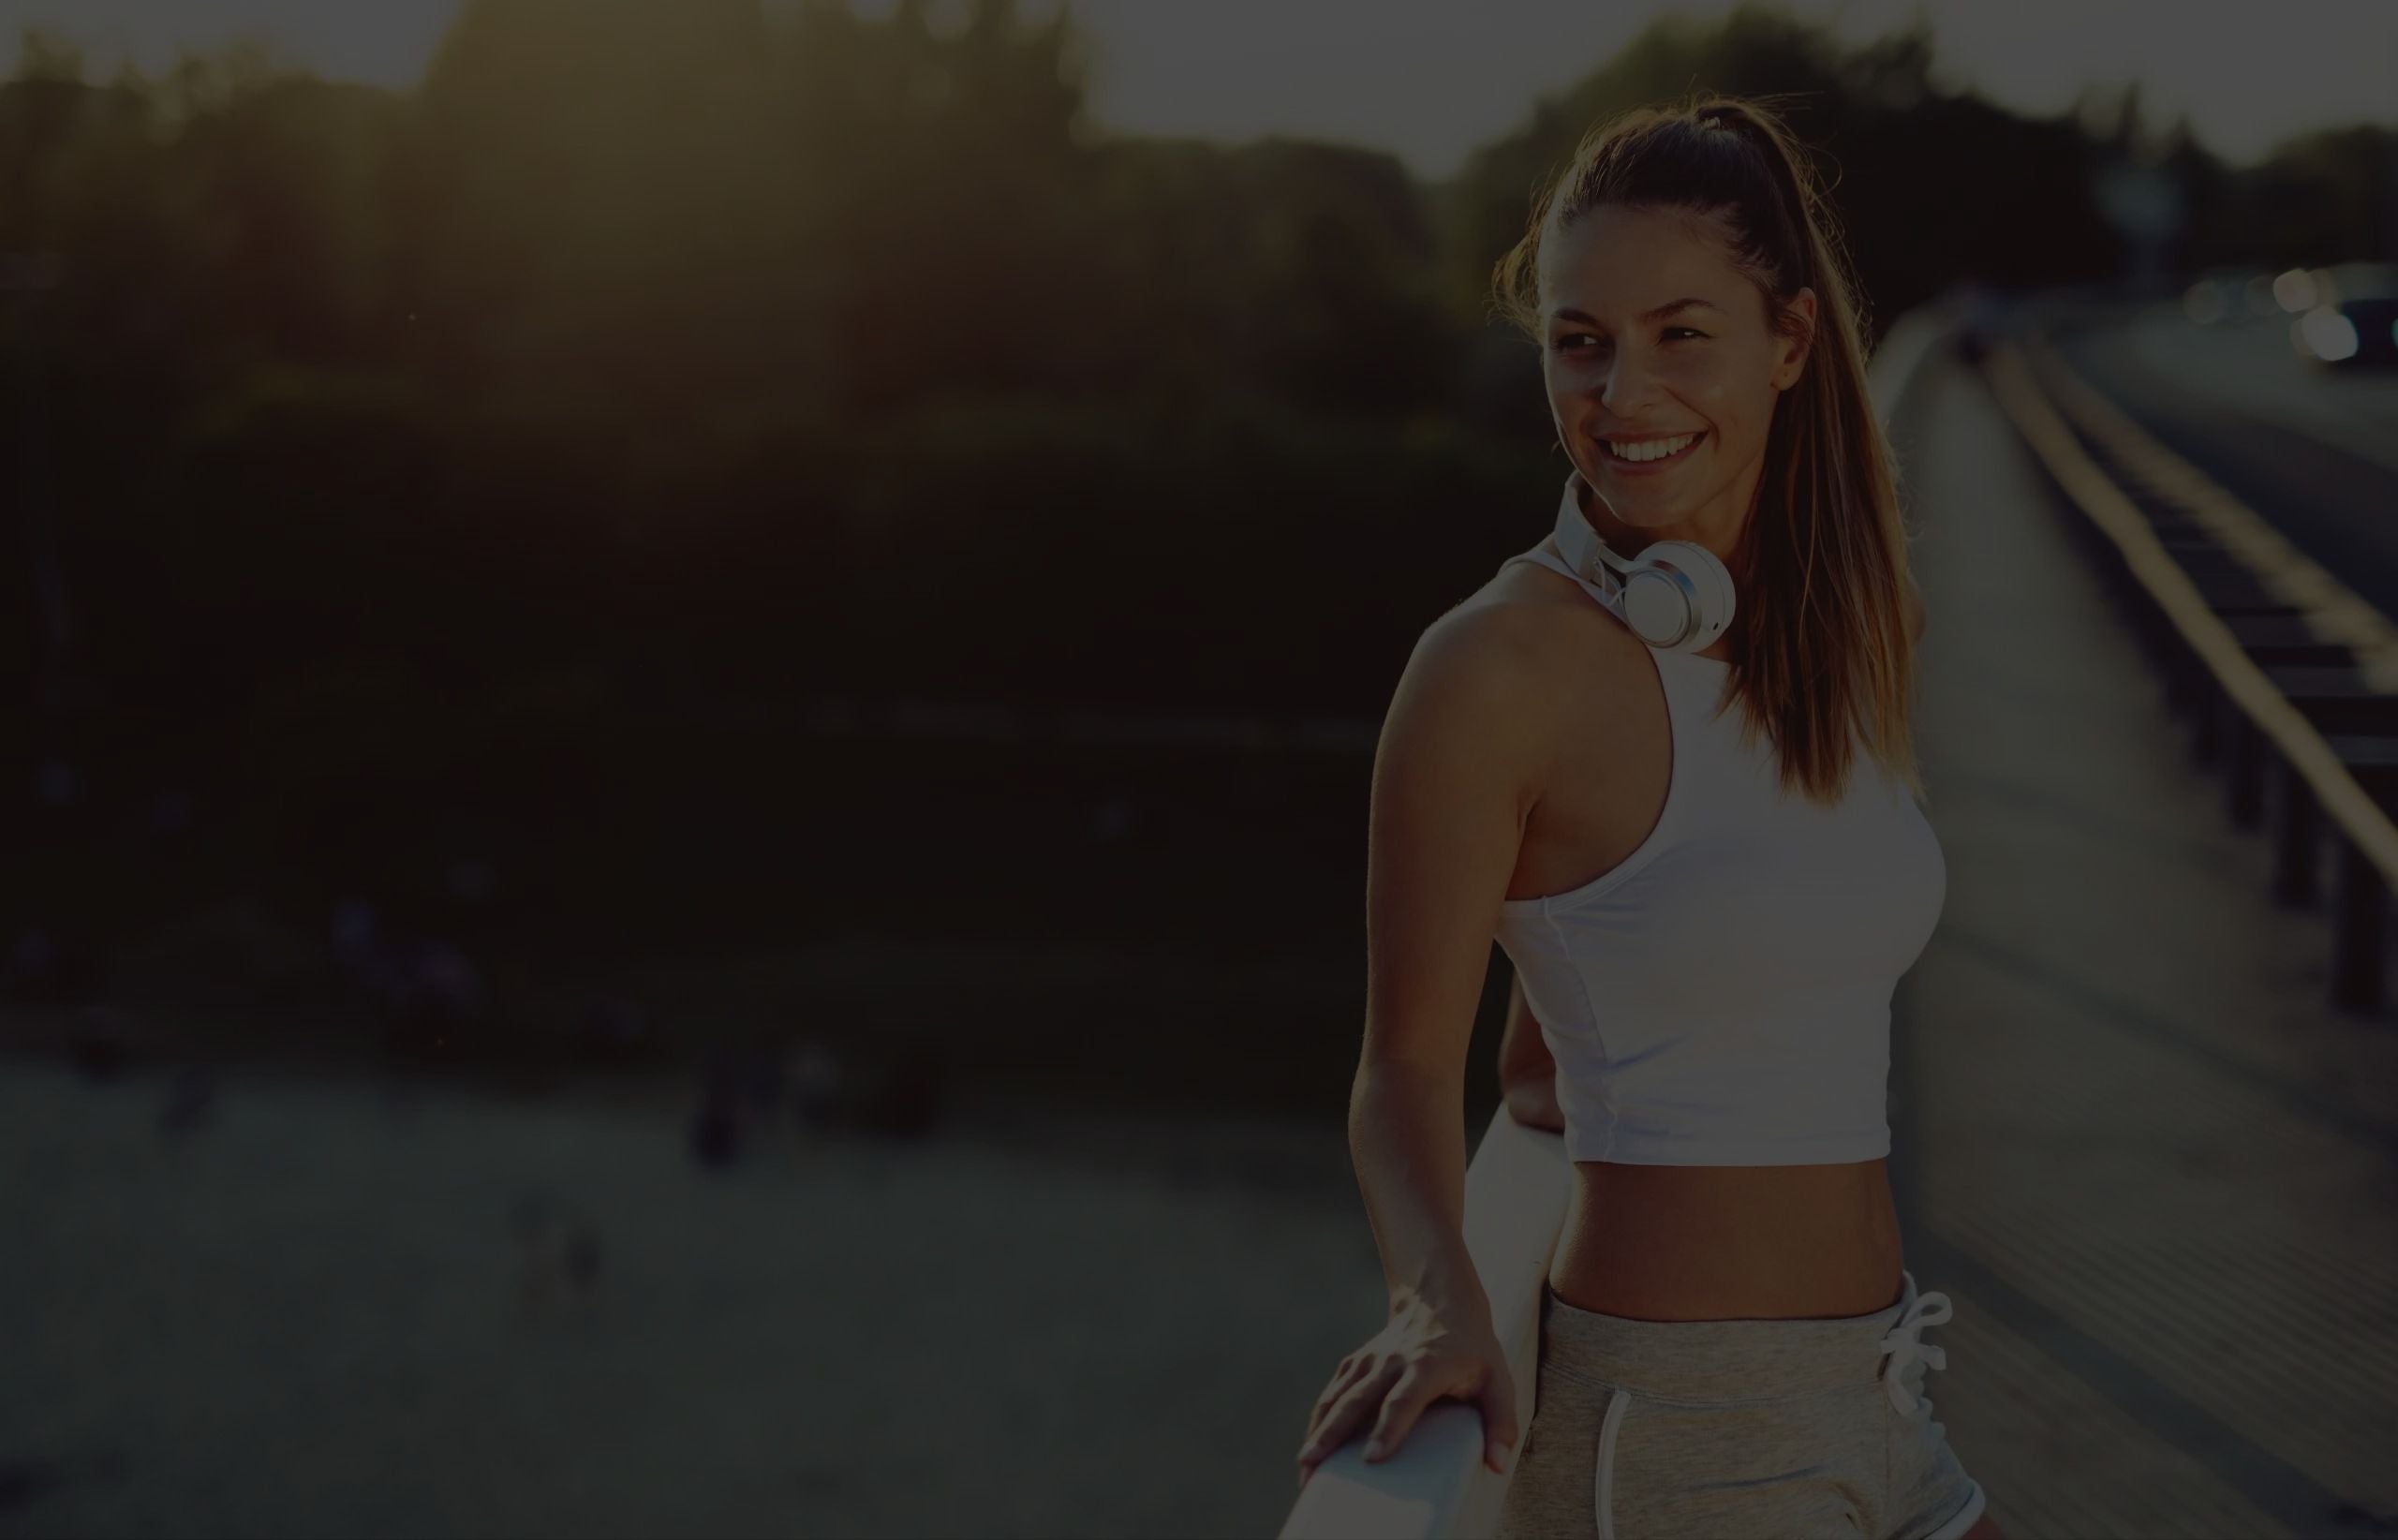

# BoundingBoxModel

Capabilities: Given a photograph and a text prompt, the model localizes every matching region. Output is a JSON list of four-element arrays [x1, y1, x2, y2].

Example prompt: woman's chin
[[1584, 487, 1680, 531]]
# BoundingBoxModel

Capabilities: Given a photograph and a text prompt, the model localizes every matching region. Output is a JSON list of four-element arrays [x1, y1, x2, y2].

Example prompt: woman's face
[[1538, 202, 1814, 549]]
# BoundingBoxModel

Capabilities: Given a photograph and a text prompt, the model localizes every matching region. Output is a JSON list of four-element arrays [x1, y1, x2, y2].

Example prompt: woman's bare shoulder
[[1376, 552, 1650, 794], [1378, 579, 1560, 771], [1440, 544, 1653, 695]]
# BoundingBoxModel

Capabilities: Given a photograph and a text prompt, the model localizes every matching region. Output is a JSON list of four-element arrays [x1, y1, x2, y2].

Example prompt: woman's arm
[[1296, 602, 1561, 1482], [1353, 605, 1556, 1323]]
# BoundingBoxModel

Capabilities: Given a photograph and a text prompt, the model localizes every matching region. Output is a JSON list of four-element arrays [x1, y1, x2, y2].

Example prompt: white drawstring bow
[[1878, 1288, 1954, 1416]]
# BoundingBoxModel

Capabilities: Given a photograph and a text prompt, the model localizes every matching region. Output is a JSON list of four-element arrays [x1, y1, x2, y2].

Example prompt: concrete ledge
[[1279, 1107, 1571, 1540]]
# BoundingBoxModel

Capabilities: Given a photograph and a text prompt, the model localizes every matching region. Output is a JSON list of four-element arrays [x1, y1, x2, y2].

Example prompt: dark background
[[4, 0, 2391, 1123]]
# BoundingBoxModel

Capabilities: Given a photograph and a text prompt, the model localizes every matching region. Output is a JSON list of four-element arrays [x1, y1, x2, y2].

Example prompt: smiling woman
[[1296, 95, 2000, 1540], [1542, 242, 1799, 495], [1493, 122, 1919, 802]]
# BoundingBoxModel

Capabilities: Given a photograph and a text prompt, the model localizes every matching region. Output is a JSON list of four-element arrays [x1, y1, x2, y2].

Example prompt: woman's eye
[[1555, 329, 1704, 350]]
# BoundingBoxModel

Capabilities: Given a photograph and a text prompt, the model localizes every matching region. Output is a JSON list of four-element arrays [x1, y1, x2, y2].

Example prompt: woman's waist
[[1548, 1159, 1902, 1322]]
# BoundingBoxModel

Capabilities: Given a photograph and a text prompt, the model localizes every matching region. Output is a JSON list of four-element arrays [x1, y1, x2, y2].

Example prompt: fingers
[[1296, 1357, 1402, 1474], [1304, 1355, 1370, 1444], [1361, 1365, 1440, 1461], [1296, 1354, 1520, 1483]]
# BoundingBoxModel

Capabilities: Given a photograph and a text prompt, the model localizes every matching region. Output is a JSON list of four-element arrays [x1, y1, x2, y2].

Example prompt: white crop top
[[1493, 541, 1947, 1165]]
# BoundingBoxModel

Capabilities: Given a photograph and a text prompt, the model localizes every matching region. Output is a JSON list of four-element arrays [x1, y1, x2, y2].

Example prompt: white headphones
[[1549, 470, 1738, 653]]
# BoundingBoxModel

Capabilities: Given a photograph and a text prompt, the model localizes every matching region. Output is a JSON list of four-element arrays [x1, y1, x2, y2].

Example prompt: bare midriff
[[1547, 1158, 1905, 1322]]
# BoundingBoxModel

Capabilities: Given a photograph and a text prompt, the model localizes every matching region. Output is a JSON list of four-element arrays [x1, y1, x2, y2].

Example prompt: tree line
[[2, 0, 2387, 955]]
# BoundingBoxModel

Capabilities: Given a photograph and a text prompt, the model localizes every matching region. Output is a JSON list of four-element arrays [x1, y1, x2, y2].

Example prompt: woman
[[1292, 97, 2002, 1540]]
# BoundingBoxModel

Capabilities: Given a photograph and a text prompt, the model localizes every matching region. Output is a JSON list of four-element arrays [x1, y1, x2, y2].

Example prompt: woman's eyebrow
[[1551, 298, 1723, 326]]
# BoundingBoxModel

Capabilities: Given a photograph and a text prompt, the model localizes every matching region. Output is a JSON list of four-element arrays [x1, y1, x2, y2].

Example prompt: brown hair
[[1490, 94, 1924, 806]]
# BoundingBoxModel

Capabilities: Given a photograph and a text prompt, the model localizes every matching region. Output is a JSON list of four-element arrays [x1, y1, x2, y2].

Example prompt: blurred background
[[3, 2, 2395, 1536]]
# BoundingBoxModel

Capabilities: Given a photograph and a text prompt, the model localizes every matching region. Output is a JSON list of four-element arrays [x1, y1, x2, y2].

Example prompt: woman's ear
[[1774, 287, 1818, 391]]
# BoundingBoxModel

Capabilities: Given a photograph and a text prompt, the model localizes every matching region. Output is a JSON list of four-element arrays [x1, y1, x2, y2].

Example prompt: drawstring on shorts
[[1877, 1287, 1954, 1415]]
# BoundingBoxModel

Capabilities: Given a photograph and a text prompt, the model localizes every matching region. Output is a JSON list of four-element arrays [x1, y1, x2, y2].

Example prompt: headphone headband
[[1550, 473, 1628, 600]]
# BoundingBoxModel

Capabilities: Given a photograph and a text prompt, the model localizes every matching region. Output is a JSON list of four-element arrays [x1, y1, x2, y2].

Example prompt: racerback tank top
[[1493, 540, 1947, 1165]]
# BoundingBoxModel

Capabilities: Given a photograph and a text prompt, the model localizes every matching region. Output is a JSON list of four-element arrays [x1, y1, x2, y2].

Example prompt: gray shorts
[[1493, 1268, 1987, 1540]]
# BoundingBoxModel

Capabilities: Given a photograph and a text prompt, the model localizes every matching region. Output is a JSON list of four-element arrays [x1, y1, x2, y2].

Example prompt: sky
[[6, 0, 2395, 180]]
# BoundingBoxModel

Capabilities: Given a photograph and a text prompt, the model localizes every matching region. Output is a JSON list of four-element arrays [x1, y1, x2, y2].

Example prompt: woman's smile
[[1599, 428, 1706, 476]]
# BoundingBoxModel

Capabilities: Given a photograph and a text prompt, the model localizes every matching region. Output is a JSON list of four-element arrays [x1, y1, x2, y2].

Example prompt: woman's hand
[[1295, 1291, 1518, 1487]]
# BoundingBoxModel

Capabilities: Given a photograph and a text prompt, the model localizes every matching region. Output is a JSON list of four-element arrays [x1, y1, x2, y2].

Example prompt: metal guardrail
[[1985, 334, 2398, 1012], [1276, 302, 1961, 1540]]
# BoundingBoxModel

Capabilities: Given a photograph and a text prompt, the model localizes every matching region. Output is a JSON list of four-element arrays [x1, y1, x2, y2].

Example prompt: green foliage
[[2208, 123, 2398, 267], [6, 1, 2390, 948], [832, 388, 1550, 710]]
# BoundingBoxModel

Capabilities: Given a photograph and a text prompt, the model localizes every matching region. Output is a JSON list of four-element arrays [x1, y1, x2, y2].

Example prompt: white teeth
[[1606, 433, 1696, 463]]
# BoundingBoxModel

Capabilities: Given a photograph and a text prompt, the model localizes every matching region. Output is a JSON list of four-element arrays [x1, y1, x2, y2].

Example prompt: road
[[2053, 302, 2398, 618]]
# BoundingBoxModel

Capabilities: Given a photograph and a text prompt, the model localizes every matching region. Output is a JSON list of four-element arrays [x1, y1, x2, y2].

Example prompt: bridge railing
[[1984, 327, 2398, 1011]]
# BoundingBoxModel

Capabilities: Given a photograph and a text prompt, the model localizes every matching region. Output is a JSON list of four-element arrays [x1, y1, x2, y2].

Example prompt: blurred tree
[[392, 0, 1118, 419], [2226, 125, 2398, 267], [798, 0, 1112, 414], [1231, 138, 1458, 416], [168, 73, 404, 367], [1078, 135, 1458, 417], [3, 0, 2392, 962], [393, 0, 789, 405]]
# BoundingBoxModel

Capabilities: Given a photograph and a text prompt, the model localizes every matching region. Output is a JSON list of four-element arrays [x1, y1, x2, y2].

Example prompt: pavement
[[0, 1058, 1384, 1539], [1887, 337, 2398, 1540]]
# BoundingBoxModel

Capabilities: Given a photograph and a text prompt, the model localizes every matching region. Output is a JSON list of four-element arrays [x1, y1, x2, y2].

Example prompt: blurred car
[[2293, 294, 2398, 368], [2290, 260, 2398, 368]]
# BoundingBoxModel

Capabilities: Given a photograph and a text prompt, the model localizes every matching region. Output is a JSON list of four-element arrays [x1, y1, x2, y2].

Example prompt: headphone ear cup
[[1679, 541, 1736, 638], [1614, 566, 1688, 648], [1642, 540, 1738, 646]]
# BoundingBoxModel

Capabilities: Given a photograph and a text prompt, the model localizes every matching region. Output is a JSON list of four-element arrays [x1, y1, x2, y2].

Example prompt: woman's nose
[[1598, 353, 1661, 410]]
